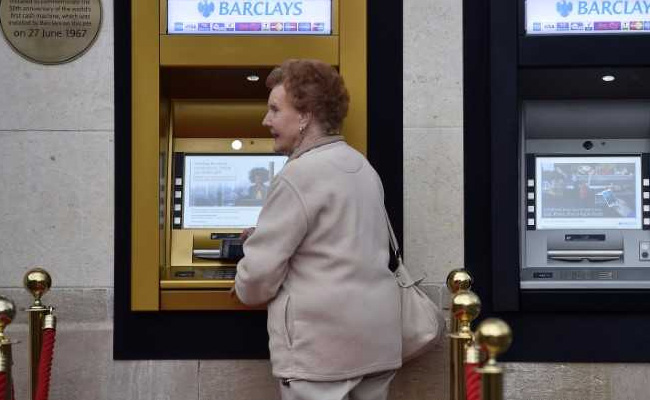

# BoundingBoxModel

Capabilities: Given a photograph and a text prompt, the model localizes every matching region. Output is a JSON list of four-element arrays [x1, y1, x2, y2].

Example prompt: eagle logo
[[198, 0, 215, 18]]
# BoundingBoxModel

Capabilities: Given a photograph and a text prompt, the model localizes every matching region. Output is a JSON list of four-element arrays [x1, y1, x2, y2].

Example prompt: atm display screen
[[167, 0, 332, 35], [182, 154, 287, 228], [525, 0, 650, 35], [535, 156, 642, 229]]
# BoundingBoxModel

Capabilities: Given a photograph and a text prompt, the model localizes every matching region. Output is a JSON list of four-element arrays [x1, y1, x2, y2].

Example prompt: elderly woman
[[235, 59, 401, 400]]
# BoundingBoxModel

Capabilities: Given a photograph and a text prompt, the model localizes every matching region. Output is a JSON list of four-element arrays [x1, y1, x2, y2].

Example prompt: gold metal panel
[[331, 0, 340, 35], [174, 137, 276, 153], [161, 290, 264, 310], [160, 35, 339, 67], [160, 280, 234, 289], [173, 100, 269, 138], [131, 0, 161, 311], [339, 0, 366, 154], [159, 0, 167, 34]]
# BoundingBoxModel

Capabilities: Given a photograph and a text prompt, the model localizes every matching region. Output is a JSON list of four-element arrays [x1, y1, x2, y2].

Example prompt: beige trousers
[[278, 370, 397, 400]]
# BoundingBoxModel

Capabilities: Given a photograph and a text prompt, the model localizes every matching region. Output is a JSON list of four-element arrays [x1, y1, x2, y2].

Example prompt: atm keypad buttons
[[640, 242, 650, 261], [527, 179, 534, 187], [528, 205, 535, 213], [527, 192, 535, 200]]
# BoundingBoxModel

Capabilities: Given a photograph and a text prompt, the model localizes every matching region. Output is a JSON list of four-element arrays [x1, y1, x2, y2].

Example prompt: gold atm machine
[[130, 0, 367, 313]]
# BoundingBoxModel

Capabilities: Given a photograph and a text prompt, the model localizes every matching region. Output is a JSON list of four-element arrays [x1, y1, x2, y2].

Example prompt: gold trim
[[159, 0, 167, 34], [332, 0, 340, 35], [339, 0, 367, 154], [164, 103, 174, 275], [131, 0, 161, 311], [174, 137, 276, 153], [161, 36, 339, 67], [160, 280, 234, 289], [161, 290, 264, 310]]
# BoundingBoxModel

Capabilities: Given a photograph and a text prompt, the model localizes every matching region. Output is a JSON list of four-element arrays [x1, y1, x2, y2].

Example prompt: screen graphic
[[168, 0, 332, 35], [535, 156, 642, 229], [526, 0, 650, 35], [183, 155, 287, 228]]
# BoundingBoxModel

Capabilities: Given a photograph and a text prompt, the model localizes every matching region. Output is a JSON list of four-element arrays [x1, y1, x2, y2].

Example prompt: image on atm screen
[[190, 166, 271, 207], [539, 160, 637, 219]]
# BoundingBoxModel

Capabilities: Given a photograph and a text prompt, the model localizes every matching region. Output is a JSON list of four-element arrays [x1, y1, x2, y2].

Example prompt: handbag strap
[[384, 208, 402, 263], [384, 208, 425, 286]]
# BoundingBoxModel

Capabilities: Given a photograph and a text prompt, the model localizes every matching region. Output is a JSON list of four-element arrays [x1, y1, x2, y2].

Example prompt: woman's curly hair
[[266, 59, 350, 135]]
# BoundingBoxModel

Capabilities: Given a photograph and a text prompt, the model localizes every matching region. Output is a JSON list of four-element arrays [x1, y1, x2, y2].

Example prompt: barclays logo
[[557, 0, 573, 17], [198, 0, 216, 18]]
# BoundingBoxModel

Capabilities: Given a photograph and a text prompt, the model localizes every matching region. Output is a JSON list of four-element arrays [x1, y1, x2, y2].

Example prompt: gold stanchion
[[0, 296, 17, 400], [24, 268, 52, 400], [446, 269, 473, 333], [476, 318, 512, 400], [449, 290, 481, 400]]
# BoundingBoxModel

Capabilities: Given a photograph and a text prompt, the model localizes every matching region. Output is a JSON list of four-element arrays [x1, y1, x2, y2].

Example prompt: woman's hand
[[240, 227, 256, 242]]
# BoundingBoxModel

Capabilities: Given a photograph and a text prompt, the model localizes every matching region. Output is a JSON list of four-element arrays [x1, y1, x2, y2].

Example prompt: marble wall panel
[[504, 362, 611, 400], [7, 328, 199, 400], [610, 363, 650, 400], [0, 288, 112, 324], [199, 360, 280, 400], [403, 0, 463, 129], [0, 0, 114, 131], [389, 346, 447, 400], [404, 128, 464, 283], [0, 131, 113, 288]]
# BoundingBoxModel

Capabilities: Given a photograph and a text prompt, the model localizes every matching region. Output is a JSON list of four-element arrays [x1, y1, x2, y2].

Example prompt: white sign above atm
[[526, 0, 650, 35], [167, 0, 332, 35]]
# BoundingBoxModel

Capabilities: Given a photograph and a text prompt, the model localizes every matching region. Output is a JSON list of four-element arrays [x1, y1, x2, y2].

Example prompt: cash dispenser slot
[[547, 249, 624, 262], [192, 233, 244, 261]]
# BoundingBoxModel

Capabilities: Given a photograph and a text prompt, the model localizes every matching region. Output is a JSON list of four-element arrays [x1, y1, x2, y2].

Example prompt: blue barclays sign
[[557, 0, 650, 17], [216, 1, 304, 16]]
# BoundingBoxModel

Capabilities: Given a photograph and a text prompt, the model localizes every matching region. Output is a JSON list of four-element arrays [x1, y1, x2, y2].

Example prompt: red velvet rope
[[0, 371, 6, 400], [465, 362, 481, 400], [35, 328, 56, 400]]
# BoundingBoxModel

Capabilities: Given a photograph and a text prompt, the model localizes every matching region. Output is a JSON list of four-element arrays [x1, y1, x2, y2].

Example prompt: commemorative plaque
[[0, 0, 102, 64]]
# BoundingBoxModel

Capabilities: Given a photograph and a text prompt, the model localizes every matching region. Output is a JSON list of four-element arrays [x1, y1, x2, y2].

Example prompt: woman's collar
[[288, 135, 345, 161]]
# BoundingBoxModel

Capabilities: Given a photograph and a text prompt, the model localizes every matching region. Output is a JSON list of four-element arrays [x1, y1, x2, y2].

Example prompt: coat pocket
[[284, 295, 294, 348]]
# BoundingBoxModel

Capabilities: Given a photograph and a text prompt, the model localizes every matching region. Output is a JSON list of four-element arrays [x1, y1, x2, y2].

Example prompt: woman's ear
[[299, 112, 312, 128]]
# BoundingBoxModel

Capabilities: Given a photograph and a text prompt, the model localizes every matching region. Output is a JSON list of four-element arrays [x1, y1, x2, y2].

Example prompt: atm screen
[[182, 154, 287, 228], [525, 0, 650, 35], [167, 0, 332, 35], [535, 156, 642, 230]]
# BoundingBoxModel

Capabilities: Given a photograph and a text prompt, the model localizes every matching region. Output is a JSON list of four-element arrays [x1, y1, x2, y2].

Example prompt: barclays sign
[[556, 0, 650, 17]]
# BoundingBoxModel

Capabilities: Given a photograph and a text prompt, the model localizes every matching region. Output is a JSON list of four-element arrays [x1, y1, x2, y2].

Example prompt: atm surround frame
[[114, 0, 403, 359], [465, 0, 650, 362]]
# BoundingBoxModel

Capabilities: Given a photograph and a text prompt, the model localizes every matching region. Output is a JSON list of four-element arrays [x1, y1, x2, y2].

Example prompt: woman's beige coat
[[235, 139, 402, 381]]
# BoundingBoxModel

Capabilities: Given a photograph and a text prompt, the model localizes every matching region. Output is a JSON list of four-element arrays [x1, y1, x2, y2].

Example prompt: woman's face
[[262, 84, 303, 155]]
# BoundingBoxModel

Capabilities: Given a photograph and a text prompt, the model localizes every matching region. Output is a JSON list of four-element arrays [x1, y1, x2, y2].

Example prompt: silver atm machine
[[521, 100, 650, 289]]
